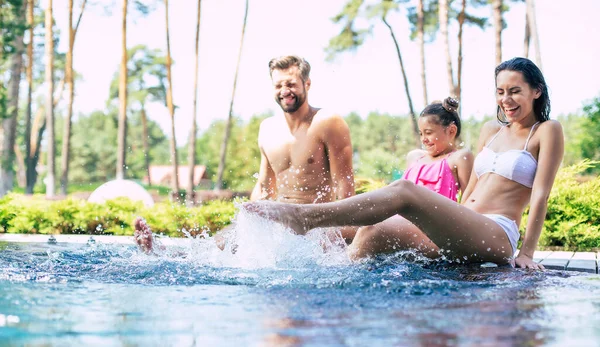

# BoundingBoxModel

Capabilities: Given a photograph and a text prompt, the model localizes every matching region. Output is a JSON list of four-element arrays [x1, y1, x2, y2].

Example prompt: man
[[135, 55, 356, 252], [253, 55, 355, 205]]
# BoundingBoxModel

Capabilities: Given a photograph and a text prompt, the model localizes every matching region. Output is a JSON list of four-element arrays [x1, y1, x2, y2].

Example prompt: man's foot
[[134, 217, 154, 254], [241, 201, 310, 235]]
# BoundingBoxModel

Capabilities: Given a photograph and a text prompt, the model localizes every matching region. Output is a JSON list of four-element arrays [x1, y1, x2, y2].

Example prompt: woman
[[244, 57, 564, 269]]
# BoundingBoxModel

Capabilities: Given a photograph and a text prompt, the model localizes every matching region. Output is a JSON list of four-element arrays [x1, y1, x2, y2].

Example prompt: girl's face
[[496, 70, 541, 124], [418, 115, 457, 157]]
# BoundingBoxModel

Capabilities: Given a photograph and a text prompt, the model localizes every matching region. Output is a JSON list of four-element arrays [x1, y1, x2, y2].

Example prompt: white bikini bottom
[[483, 214, 520, 256]]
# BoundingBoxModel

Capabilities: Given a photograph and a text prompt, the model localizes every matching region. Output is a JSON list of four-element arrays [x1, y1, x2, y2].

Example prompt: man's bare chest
[[262, 135, 329, 175]]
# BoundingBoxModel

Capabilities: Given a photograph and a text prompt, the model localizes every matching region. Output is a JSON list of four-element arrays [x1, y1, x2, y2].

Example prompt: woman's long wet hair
[[421, 97, 461, 138], [495, 57, 551, 123]]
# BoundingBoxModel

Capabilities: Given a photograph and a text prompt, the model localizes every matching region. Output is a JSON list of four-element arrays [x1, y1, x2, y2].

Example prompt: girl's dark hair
[[495, 57, 550, 123], [420, 97, 461, 137]]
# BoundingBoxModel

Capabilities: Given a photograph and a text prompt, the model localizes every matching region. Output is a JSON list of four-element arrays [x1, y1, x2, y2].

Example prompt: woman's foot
[[134, 217, 154, 254], [242, 201, 310, 235]]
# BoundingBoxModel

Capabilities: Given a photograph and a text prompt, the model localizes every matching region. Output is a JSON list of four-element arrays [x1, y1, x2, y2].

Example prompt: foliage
[[0, 193, 237, 237], [0, 0, 26, 120], [354, 177, 387, 195], [194, 113, 267, 191], [64, 108, 170, 183], [2, 161, 598, 251], [520, 160, 600, 250]]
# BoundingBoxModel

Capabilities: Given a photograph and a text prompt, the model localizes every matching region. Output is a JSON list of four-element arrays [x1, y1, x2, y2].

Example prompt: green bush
[[520, 160, 600, 250], [1, 162, 598, 250], [0, 194, 238, 237]]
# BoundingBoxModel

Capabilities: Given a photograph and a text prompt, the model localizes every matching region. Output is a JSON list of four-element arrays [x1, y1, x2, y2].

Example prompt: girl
[[345, 97, 473, 259]]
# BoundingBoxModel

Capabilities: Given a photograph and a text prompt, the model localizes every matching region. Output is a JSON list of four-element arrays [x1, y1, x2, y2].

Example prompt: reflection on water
[[1, 209, 599, 345]]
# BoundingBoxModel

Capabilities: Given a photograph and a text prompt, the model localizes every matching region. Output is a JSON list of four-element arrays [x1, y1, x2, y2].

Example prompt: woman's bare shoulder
[[537, 119, 563, 133], [481, 119, 503, 134]]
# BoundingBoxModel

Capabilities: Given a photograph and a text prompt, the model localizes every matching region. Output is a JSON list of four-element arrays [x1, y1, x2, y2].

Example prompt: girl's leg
[[244, 180, 514, 263], [348, 215, 440, 260]]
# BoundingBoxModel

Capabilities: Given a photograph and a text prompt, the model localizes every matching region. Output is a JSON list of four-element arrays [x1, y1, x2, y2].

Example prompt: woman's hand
[[513, 253, 545, 270]]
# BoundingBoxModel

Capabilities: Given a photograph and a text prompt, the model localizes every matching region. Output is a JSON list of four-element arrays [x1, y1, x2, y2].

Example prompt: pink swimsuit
[[402, 155, 458, 201]]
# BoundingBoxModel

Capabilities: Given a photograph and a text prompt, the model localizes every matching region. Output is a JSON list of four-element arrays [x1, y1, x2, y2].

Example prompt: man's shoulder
[[312, 108, 348, 128], [259, 115, 280, 129], [313, 108, 343, 121]]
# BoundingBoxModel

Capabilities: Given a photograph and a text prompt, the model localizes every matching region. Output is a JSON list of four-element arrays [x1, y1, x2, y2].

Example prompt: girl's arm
[[515, 120, 564, 269]]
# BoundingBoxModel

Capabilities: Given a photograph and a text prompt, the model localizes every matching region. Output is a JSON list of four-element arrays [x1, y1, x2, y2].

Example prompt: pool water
[[1, 212, 600, 346]]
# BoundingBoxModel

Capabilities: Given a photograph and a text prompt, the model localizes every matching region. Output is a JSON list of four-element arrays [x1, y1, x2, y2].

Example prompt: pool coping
[[1, 234, 598, 274]]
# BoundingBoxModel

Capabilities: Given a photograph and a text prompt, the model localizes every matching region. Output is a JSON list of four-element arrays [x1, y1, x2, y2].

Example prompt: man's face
[[271, 66, 310, 113]]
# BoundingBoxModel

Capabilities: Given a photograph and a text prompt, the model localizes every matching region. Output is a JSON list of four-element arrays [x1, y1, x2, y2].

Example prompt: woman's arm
[[452, 148, 474, 194], [461, 121, 498, 203], [515, 120, 564, 269]]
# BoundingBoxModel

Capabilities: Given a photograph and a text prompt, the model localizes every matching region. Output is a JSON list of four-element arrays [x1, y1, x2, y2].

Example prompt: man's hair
[[268, 55, 311, 82]]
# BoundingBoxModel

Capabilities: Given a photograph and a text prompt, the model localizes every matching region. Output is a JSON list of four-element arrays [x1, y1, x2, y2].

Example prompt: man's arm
[[250, 124, 277, 201], [322, 113, 355, 200]]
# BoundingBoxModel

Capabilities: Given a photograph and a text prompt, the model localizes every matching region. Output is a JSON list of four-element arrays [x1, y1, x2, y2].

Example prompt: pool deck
[[1, 234, 598, 274]]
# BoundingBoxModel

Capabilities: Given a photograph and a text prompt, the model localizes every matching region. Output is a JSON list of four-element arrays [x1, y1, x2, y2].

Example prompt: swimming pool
[[1, 213, 599, 346]]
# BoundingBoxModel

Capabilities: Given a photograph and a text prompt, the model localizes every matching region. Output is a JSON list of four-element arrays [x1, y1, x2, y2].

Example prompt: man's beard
[[276, 92, 305, 113]]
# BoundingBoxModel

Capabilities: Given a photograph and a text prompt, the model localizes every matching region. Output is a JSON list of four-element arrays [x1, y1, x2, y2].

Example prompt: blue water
[[1, 213, 600, 346]]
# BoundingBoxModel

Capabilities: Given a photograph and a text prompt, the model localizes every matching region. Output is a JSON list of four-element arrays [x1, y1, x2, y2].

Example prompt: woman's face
[[496, 70, 541, 124], [418, 115, 456, 157]]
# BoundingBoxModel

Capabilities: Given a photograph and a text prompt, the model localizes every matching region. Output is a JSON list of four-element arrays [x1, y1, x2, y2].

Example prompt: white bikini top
[[473, 122, 539, 188]]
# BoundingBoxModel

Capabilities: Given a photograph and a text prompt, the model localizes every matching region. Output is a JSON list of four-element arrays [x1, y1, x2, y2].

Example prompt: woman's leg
[[244, 180, 514, 263], [348, 215, 440, 260]]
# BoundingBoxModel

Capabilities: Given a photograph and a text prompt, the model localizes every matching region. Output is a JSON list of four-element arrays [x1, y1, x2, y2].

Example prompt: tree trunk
[[29, 108, 47, 191], [24, 0, 34, 194], [45, 0, 56, 198], [164, 0, 179, 198], [215, 0, 249, 190], [14, 144, 26, 187], [526, 0, 542, 70], [492, 0, 503, 66], [456, 0, 466, 105], [141, 106, 151, 187], [59, 0, 74, 195], [116, 0, 128, 180], [0, 3, 26, 198], [439, 0, 456, 97], [417, 0, 427, 106], [381, 16, 420, 147], [523, 3, 530, 58], [60, 0, 87, 195], [26, 77, 65, 194], [187, 0, 202, 205]]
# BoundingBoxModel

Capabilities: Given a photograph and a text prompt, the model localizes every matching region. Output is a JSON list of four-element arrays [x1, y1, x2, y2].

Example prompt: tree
[[407, 0, 438, 106], [440, 0, 487, 103], [438, 0, 456, 97], [327, 0, 420, 146], [491, 0, 502, 66], [108, 45, 168, 187], [187, 0, 202, 205], [416, 0, 427, 105], [44, 0, 56, 197], [215, 0, 249, 190], [59, 0, 87, 195], [525, 0, 541, 70], [23, 0, 34, 194], [0, 0, 26, 198], [163, 0, 179, 198], [116, 0, 128, 180]]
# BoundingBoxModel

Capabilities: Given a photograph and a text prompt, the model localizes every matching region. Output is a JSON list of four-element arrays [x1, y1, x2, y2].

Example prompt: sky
[[49, 0, 600, 145]]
